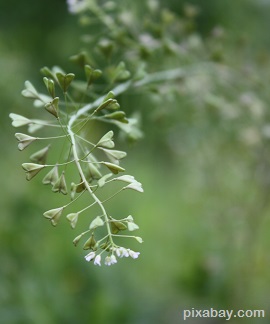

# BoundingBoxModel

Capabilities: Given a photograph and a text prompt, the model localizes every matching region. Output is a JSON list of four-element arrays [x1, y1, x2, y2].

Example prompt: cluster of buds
[[85, 247, 140, 266]]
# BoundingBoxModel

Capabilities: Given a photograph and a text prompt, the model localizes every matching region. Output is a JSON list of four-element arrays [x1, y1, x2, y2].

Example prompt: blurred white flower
[[85, 251, 95, 262], [67, 0, 88, 14], [94, 254, 101, 266], [127, 249, 140, 259]]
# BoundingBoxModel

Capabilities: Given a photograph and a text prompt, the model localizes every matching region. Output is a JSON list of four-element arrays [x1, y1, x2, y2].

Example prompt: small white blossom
[[128, 249, 140, 259], [67, 0, 88, 14], [110, 255, 117, 264], [85, 251, 95, 262], [105, 255, 118, 266], [116, 247, 129, 258], [105, 256, 112, 266], [94, 254, 101, 266]]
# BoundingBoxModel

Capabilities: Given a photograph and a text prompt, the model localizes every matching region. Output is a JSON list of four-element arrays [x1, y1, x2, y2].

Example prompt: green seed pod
[[30, 145, 50, 164], [89, 216, 104, 230], [96, 130, 115, 149], [110, 221, 127, 234], [83, 234, 97, 250], [22, 163, 45, 180], [52, 171, 68, 195], [45, 97, 59, 118], [43, 206, 64, 226], [15, 133, 37, 151], [66, 212, 79, 229], [10, 114, 31, 127], [42, 165, 59, 186], [102, 162, 125, 174]]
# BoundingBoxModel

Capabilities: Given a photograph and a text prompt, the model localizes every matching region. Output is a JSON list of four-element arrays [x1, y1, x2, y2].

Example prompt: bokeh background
[[1, 0, 270, 323]]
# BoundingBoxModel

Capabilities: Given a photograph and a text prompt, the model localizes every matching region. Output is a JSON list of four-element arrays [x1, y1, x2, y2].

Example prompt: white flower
[[128, 249, 140, 259], [94, 255, 101, 266], [116, 247, 129, 258], [105, 256, 112, 266], [67, 0, 88, 14], [110, 255, 117, 265], [105, 255, 117, 266], [85, 251, 95, 262]]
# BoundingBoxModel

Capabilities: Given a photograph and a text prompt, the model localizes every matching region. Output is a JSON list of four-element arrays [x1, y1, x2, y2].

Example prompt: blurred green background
[[1, 0, 270, 323]]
